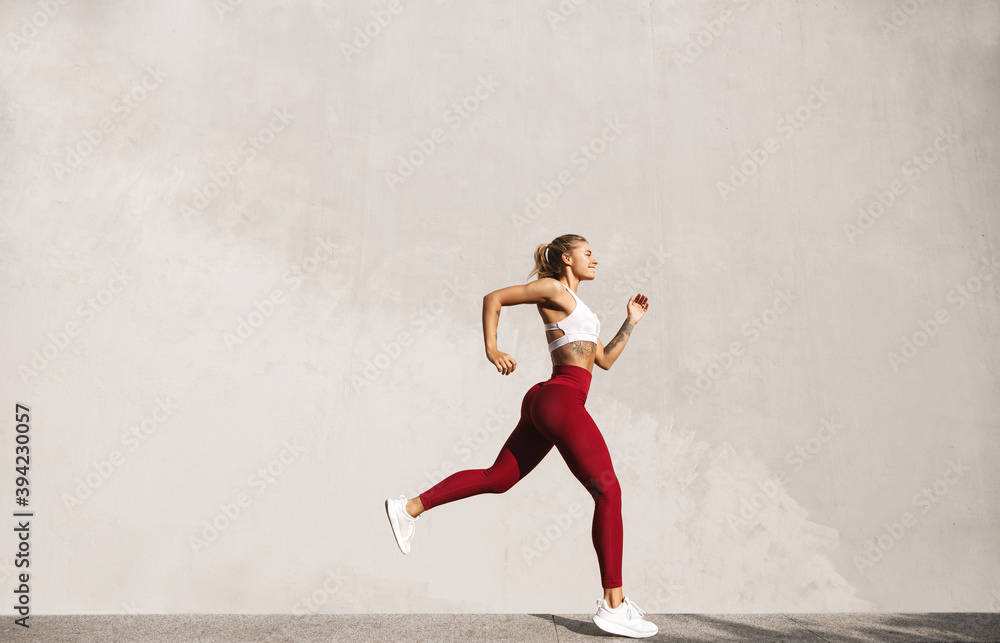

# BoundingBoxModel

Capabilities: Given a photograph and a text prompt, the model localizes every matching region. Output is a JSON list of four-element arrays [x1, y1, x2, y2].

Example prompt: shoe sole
[[592, 613, 657, 638], [385, 499, 409, 555]]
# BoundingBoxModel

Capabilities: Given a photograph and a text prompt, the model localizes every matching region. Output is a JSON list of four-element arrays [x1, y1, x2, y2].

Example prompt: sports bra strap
[[542, 282, 599, 353], [546, 284, 578, 329]]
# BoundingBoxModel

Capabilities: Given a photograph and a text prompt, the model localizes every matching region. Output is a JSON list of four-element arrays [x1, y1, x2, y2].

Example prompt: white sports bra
[[543, 283, 601, 353]]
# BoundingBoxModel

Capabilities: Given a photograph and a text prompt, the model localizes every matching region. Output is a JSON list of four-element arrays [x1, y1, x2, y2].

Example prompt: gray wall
[[1, 0, 998, 614]]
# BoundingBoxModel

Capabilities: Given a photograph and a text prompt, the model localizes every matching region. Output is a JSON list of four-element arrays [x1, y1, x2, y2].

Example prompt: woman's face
[[566, 242, 597, 280]]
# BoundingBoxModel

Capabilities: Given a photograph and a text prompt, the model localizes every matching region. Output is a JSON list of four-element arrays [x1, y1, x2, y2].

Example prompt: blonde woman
[[385, 234, 656, 638]]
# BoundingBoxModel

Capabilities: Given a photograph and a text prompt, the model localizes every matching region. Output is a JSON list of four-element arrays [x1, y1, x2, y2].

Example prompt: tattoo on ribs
[[565, 341, 596, 358]]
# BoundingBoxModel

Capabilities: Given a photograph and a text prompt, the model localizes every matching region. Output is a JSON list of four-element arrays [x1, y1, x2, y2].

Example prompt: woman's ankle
[[405, 498, 424, 518], [602, 587, 623, 609]]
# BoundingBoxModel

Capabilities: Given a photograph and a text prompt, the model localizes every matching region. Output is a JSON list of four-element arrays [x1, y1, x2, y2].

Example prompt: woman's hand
[[627, 293, 650, 323], [486, 348, 517, 375]]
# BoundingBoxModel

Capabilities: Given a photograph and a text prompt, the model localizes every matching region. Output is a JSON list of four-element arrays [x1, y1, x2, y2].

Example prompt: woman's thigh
[[528, 384, 617, 490], [490, 381, 554, 482]]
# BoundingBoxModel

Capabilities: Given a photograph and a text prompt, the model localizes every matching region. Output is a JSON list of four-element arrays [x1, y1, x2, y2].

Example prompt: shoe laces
[[621, 597, 645, 620]]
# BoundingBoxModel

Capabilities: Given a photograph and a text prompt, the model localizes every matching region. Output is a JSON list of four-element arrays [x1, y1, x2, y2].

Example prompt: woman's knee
[[483, 462, 520, 494], [586, 469, 622, 504]]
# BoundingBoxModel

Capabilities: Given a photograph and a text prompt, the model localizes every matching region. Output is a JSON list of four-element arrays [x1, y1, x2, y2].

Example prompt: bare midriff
[[547, 338, 596, 373]]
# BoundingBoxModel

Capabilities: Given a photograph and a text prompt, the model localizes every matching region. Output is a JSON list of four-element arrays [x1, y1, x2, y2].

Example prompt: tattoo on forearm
[[604, 319, 634, 353]]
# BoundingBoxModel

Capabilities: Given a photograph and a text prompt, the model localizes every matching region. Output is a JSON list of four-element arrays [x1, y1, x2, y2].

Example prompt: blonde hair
[[527, 234, 588, 281]]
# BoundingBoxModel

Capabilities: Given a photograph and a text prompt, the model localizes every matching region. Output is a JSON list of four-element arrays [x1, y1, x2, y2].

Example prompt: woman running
[[384, 234, 656, 638]]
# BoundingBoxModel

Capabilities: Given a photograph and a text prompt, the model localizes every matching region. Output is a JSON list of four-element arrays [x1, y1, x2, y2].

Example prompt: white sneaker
[[592, 595, 658, 638], [385, 494, 421, 554]]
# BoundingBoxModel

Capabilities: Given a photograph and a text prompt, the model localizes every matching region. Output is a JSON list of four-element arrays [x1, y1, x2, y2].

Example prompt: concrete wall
[[1, 0, 998, 614]]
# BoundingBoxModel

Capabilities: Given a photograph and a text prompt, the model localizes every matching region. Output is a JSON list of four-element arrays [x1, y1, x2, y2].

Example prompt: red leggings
[[418, 365, 623, 589]]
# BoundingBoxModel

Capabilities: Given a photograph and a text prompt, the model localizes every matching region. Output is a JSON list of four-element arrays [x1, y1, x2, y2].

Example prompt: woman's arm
[[482, 279, 562, 374], [595, 318, 635, 370], [482, 278, 561, 352], [482, 295, 503, 356], [595, 293, 649, 370]]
